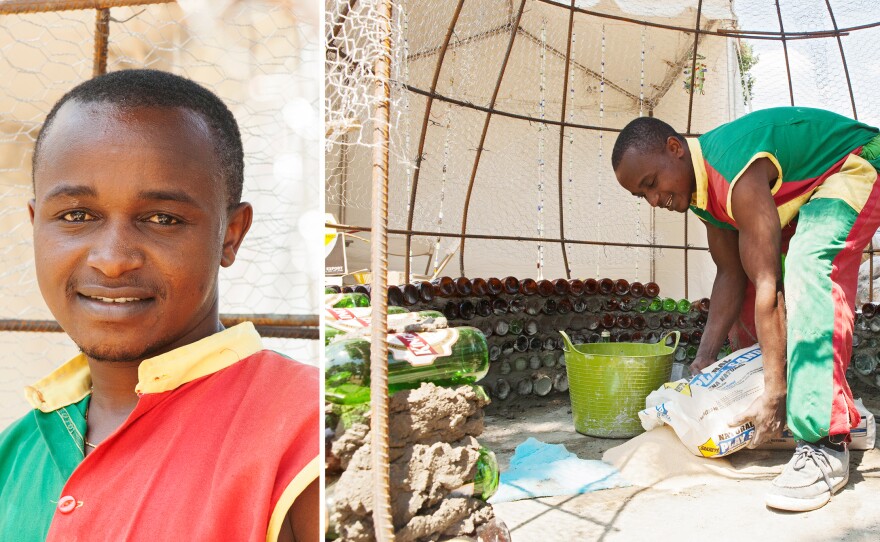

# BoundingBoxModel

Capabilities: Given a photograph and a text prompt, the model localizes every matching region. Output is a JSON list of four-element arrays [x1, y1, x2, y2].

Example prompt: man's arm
[[278, 477, 319, 542], [690, 224, 748, 373], [728, 157, 787, 446]]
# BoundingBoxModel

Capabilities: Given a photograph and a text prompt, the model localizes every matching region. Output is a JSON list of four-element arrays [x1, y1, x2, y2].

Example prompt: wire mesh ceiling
[[326, 0, 880, 295]]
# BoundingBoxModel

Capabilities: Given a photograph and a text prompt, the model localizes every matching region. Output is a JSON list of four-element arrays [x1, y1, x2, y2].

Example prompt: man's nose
[[86, 221, 145, 277]]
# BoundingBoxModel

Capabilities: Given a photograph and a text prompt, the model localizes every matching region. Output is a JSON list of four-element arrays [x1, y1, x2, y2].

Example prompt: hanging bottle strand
[[536, 18, 548, 279], [433, 48, 456, 276]]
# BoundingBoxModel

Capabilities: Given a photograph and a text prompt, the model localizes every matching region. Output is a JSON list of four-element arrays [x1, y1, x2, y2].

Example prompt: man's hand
[[731, 391, 786, 447], [689, 355, 716, 375]]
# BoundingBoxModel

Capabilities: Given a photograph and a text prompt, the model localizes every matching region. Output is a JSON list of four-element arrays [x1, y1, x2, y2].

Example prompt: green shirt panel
[[698, 107, 879, 184], [0, 397, 88, 542]]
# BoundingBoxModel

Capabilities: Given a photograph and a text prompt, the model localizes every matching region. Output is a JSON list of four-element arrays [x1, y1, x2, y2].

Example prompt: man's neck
[[88, 359, 141, 414]]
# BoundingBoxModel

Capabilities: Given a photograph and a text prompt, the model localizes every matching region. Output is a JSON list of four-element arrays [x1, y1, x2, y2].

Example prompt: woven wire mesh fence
[[326, 0, 880, 303], [0, 0, 321, 428]]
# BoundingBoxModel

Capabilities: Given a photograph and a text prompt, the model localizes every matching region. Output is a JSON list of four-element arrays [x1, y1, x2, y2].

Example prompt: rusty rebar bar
[[370, 0, 394, 538], [92, 7, 110, 76]]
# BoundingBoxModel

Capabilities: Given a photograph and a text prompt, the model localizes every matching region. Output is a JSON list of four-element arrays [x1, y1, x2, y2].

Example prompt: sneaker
[[765, 441, 849, 512]]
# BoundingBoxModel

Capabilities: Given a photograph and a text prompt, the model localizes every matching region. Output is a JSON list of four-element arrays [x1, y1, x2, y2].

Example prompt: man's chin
[[77, 342, 160, 363]]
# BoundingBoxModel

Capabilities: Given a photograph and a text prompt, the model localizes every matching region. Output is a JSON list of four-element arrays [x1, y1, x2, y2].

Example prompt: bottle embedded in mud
[[451, 447, 500, 501], [324, 326, 489, 405]]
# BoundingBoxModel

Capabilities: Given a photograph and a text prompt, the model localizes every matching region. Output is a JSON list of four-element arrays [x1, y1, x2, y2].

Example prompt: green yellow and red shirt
[[688, 106, 880, 229], [0, 322, 319, 542]]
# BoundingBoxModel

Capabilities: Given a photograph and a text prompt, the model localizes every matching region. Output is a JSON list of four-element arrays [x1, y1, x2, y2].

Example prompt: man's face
[[614, 136, 695, 213], [30, 101, 251, 363]]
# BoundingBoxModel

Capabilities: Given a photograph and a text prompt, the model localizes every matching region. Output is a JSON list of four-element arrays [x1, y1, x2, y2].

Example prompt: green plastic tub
[[560, 330, 679, 438]]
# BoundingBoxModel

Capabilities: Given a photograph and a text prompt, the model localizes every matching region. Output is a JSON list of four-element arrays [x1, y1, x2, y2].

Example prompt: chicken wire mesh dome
[[326, 0, 880, 300]]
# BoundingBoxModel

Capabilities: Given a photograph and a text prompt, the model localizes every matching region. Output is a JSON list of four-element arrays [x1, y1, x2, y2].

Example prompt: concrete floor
[[482, 384, 880, 542]]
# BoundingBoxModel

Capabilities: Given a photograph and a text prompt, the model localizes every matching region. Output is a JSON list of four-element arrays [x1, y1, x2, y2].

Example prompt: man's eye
[[61, 211, 95, 222], [146, 214, 180, 226]]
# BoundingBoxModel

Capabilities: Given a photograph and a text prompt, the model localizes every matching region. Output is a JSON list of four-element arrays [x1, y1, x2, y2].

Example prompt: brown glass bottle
[[601, 313, 616, 329], [557, 298, 573, 315], [520, 278, 539, 296], [614, 279, 630, 296], [487, 277, 503, 296], [569, 279, 585, 297], [631, 331, 644, 342], [619, 296, 634, 312], [553, 279, 570, 296], [498, 276, 518, 295], [491, 298, 509, 316], [617, 314, 633, 329], [691, 330, 703, 344], [584, 278, 599, 295], [536, 279, 555, 297], [598, 278, 614, 295], [630, 281, 645, 297], [388, 285, 406, 306], [697, 297, 710, 314], [354, 284, 371, 297], [455, 277, 473, 297], [644, 282, 660, 298], [661, 314, 675, 328], [442, 301, 460, 320], [459, 300, 476, 320], [472, 278, 489, 297], [475, 299, 492, 318], [402, 283, 420, 305], [618, 331, 632, 343], [341, 286, 355, 294], [508, 298, 525, 314], [632, 314, 646, 330], [433, 276, 456, 297], [863, 303, 878, 318], [542, 299, 557, 315], [603, 297, 620, 312], [417, 281, 435, 303]]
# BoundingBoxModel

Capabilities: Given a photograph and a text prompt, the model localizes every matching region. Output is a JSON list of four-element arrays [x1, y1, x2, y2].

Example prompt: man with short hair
[[0, 69, 319, 541], [612, 107, 880, 512]]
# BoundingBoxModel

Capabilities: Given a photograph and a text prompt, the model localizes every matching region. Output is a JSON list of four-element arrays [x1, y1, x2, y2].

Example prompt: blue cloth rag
[[488, 437, 630, 503]]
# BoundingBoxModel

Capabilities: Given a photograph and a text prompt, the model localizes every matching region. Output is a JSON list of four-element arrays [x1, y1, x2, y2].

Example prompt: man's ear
[[28, 199, 36, 225], [220, 202, 253, 268], [667, 136, 684, 158]]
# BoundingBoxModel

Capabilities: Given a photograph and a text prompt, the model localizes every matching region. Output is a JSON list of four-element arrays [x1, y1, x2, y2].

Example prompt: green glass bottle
[[508, 318, 524, 335], [677, 299, 691, 314], [325, 292, 370, 308], [635, 298, 651, 313], [661, 297, 677, 312], [648, 298, 663, 312], [324, 306, 434, 345], [325, 326, 489, 405], [450, 447, 500, 501]]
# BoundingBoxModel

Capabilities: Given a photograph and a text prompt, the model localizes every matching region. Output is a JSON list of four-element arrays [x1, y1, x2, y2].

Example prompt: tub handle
[[559, 330, 576, 352], [661, 331, 681, 351]]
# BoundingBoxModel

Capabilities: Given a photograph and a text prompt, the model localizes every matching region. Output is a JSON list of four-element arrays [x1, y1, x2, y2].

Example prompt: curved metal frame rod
[[0, 0, 172, 13], [532, 0, 879, 40], [327, 222, 711, 252], [458, 0, 527, 276], [403, 84, 713, 137], [824, 0, 857, 120], [773, 0, 794, 106], [402, 0, 466, 281], [555, 1, 575, 278]]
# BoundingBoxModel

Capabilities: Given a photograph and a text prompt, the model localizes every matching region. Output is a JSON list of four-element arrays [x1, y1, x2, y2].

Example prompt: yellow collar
[[687, 137, 708, 210], [24, 322, 263, 413]]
